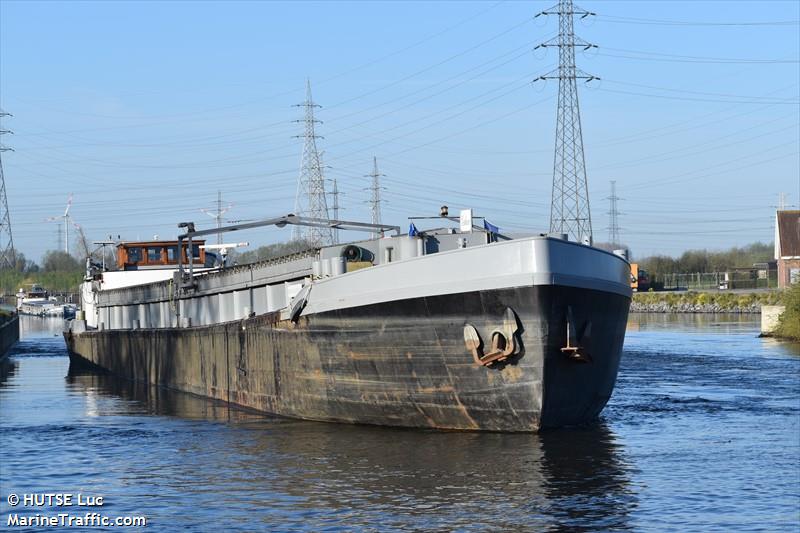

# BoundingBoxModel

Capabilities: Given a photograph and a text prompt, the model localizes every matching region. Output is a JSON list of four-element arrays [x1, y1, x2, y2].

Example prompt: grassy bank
[[632, 290, 785, 313]]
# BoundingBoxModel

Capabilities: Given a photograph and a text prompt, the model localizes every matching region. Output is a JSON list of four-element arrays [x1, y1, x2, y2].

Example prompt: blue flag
[[483, 219, 499, 234], [408, 222, 419, 237]]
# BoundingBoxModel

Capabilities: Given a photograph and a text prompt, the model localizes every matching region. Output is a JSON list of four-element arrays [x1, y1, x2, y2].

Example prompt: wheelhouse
[[116, 241, 206, 270]]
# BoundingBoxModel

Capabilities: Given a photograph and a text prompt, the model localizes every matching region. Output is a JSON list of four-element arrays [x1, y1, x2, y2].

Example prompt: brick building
[[775, 210, 800, 288]]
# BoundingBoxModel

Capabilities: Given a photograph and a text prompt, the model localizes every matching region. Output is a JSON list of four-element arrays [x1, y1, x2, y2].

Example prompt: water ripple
[[1, 314, 798, 532]]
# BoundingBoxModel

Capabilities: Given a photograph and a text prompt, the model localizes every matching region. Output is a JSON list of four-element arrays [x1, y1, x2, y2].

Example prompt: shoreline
[[630, 290, 784, 314], [630, 302, 761, 314]]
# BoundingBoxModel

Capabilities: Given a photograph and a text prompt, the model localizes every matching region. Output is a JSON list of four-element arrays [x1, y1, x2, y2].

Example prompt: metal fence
[[654, 271, 778, 291]]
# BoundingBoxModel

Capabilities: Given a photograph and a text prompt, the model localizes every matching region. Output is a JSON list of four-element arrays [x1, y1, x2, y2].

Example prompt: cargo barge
[[65, 214, 631, 432]]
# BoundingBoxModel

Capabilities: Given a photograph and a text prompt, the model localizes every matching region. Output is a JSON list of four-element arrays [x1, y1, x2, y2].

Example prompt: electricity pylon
[[201, 190, 233, 245], [0, 110, 15, 269], [607, 180, 621, 247], [293, 80, 333, 247], [330, 177, 342, 245], [366, 156, 385, 238], [535, 0, 597, 244]]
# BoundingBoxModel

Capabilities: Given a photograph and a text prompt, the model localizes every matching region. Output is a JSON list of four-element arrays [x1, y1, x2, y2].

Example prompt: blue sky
[[1, 0, 798, 262]]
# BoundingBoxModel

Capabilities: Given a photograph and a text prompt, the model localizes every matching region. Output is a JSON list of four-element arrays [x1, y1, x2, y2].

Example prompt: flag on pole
[[408, 222, 419, 237], [483, 219, 499, 234]]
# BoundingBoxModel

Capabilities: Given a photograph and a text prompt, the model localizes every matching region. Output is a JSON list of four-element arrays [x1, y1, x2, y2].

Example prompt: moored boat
[[16, 285, 77, 318]]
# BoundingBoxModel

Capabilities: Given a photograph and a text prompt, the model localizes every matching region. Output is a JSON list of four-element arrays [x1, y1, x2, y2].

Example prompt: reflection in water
[[626, 312, 800, 357], [627, 312, 760, 333], [18, 315, 66, 340], [66, 366, 635, 531], [0, 357, 17, 385]]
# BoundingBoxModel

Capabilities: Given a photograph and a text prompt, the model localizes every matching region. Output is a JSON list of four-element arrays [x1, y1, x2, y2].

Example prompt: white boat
[[16, 284, 77, 318]]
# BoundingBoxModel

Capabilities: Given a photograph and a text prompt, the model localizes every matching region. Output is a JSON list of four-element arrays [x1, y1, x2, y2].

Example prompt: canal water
[[1, 315, 798, 531]]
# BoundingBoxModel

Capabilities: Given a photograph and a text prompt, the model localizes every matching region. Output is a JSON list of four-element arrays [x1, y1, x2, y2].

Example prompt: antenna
[[293, 80, 333, 247], [607, 180, 622, 246], [535, 0, 597, 244], [201, 190, 233, 245], [0, 110, 15, 268], [366, 156, 385, 239]]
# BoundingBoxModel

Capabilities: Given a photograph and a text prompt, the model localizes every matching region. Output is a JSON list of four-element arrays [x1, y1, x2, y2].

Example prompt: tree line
[[1, 250, 84, 295], [637, 242, 774, 279]]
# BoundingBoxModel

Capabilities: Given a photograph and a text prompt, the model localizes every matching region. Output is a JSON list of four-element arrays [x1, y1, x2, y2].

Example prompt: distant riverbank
[[631, 291, 784, 314]]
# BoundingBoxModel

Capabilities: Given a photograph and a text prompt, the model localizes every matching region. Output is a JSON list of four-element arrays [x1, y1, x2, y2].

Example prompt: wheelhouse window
[[147, 247, 163, 263], [128, 247, 142, 263], [116, 241, 205, 269]]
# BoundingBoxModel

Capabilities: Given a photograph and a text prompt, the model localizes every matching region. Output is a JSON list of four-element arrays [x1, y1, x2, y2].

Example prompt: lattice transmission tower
[[0, 110, 15, 269], [366, 156, 384, 238], [535, 0, 597, 244], [201, 190, 233, 245], [330, 177, 341, 245], [293, 80, 333, 247], [607, 180, 621, 246]]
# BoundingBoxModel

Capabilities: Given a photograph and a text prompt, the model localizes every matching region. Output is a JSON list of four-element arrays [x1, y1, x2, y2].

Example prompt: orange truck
[[630, 263, 650, 292]]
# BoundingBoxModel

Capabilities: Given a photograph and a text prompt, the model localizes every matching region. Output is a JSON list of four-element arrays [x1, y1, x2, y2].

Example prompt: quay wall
[[760, 305, 786, 335]]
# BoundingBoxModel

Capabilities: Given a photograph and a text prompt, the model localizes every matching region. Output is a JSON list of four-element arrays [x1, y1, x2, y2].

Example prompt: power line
[[326, 17, 534, 111], [605, 81, 800, 103], [596, 50, 799, 65], [596, 15, 799, 27]]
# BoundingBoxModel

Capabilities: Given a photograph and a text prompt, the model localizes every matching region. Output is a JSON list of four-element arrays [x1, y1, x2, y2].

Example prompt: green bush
[[775, 285, 800, 340]]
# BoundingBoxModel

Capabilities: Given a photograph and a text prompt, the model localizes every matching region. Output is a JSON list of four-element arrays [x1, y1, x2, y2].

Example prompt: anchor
[[561, 305, 592, 363], [464, 308, 521, 367]]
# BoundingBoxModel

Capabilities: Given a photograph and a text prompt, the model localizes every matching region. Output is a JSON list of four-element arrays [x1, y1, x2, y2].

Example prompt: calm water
[[1, 314, 798, 532]]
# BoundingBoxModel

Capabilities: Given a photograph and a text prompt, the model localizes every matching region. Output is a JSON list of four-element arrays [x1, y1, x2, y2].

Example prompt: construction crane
[[72, 221, 91, 260]]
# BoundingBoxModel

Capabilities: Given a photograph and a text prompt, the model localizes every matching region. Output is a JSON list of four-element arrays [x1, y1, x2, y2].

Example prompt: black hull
[[0, 314, 19, 361], [66, 285, 629, 432]]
